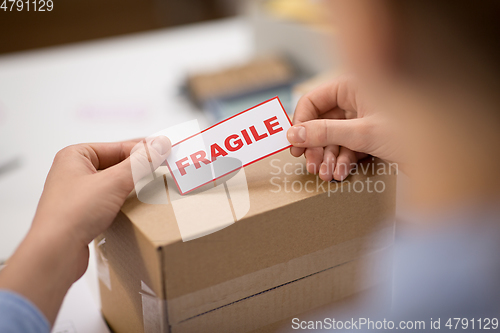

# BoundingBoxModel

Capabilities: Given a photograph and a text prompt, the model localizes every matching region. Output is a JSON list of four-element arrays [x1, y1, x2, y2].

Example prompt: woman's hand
[[34, 136, 171, 253], [0, 136, 171, 325], [287, 75, 401, 181]]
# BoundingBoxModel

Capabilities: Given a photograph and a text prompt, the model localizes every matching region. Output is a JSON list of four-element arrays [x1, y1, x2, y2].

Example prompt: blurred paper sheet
[[52, 277, 110, 333]]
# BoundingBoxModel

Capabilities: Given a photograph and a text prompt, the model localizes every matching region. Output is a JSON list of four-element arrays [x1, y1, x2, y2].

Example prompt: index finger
[[293, 75, 359, 125]]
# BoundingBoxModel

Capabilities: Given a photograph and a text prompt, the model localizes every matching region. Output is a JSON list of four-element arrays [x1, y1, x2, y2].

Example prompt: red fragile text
[[175, 116, 283, 176]]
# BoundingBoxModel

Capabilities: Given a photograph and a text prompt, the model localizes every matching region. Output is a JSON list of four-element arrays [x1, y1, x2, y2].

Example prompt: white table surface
[[0, 16, 253, 311]]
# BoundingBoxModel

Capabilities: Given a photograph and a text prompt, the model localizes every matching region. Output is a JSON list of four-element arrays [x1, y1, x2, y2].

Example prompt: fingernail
[[151, 136, 171, 155], [287, 126, 306, 144]]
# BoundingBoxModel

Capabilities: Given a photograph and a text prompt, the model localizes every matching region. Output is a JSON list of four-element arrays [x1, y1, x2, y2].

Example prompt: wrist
[[28, 227, 82, 285], [0, 220, 85, 325]]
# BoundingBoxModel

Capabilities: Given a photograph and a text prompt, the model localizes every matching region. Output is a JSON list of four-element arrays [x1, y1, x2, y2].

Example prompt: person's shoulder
[[392, 207, 500, 319]]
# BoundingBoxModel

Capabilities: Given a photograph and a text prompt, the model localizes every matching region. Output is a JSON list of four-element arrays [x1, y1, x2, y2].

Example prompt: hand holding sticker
[[166, 97, 292, 194]]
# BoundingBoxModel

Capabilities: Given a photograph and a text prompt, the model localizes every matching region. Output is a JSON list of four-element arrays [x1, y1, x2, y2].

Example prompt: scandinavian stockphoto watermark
[[291, 317, 499, 330], [269, 157, 397, 196]]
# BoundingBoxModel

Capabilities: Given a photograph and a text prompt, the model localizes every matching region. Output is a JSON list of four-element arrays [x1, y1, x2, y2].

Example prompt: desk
[[0, 16, 252, 322]]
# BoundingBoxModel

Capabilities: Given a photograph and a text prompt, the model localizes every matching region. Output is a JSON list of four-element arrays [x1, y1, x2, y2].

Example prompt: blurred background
[[1, 0, 240, 54]]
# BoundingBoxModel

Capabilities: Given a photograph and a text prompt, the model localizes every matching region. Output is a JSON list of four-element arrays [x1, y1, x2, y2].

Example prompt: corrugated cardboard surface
[[167, 227, 393, 323], [246, 283, 393, 333], [171, 247, 393, 333], [98, 152, 396, 332]]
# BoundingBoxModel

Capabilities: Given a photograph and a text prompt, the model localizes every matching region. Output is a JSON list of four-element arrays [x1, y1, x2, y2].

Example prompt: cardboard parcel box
[[95, 151, 396, 333]]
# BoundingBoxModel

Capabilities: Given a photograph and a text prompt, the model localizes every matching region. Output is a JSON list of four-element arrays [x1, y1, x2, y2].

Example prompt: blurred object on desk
[[263, 0, 328, 25], [205, 80, 296, 123], [0, 157, 22, 179], [187, 55, 293, 103], [0, 127, 23, 179], [186, 54, 299, 122], [0, 0, 240, 54]]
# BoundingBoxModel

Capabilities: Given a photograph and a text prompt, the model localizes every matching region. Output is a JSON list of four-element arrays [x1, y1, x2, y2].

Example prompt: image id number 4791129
[[1, 0, 53, 11]]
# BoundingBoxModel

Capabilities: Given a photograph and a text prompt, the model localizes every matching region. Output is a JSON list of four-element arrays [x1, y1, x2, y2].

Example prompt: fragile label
[[166, 97, 292, 194]]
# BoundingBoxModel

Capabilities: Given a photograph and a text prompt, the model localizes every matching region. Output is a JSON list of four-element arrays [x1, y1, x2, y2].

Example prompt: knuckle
[[296, 94, 310, 110], [339, 73, 356, 86], [313, 119, 329, 145], [119, 142, 130, 160], [54, 145, 78, 160], [130, 140, 145, 154], [293, 95, 314, 124]]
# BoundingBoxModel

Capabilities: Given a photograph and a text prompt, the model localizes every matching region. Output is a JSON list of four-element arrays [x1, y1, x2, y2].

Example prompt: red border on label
[[165, 96, 293, 195]]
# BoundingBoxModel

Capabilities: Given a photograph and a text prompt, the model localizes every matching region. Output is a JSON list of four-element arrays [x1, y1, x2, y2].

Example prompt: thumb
[[103, 136, 172, 195], [287, 118, 368, 153]]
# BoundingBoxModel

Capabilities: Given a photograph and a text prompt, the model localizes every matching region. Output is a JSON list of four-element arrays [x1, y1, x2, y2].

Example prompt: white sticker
[[166, 97, 292, 194]]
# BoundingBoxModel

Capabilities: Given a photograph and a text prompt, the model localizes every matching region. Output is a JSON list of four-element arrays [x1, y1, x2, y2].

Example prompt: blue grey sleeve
[[0, 290, 50, 333]]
